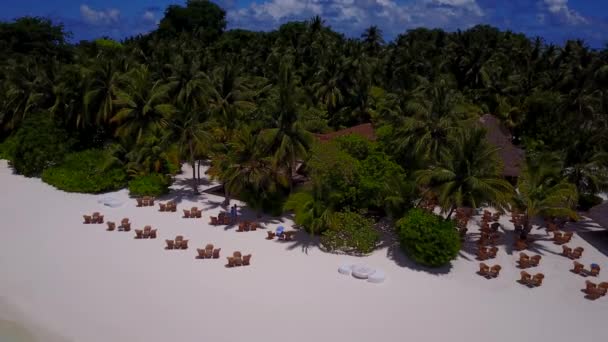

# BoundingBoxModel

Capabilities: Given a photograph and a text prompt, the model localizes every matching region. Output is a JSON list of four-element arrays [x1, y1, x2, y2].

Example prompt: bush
[[397, 208, 461, 267], [578, 194, 603, 211], [7, 113, 73, 176], [320, 211, 379, 254], [334, 134, 373, 160], [128, 173, 171, 197], [42, 150, 127, 193]]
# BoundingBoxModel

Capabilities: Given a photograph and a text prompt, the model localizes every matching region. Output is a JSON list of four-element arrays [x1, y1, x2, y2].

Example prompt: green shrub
[[578, 194, 603, 211], [320, 211, 379, 254], [284, 190, 332, 234], [128, 173, 171, 197], [42, 150, 127, 193], [7, 112, 73, 176], [397, 208, 461, 268], [334, 134, 373, 160]]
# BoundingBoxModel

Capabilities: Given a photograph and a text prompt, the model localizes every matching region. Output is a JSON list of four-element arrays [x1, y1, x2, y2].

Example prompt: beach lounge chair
[[106, 222, 116, 231], [570, 247, 584, 259], [226, 257, 235, 267], [223, 216, 231, 225], [175, 235, 183, 241], [204, 248, 213, 259], [585, 280, 597, 294], [134, 229, 143, 239], [234, 256, 243, 266], [588, 264, 600, 277], [518, 253, 531, 268], [572, 261, 584, 274], [243, 254, 251, 266], [267, 231, 276, 240], [159, 203, 166, 212], [150, 229, 157, 239], [174, 240, 182, 249], [183, 209, 191, 218], [121, 218, 129, 225], [553, 231, 563, 242], [137, 198, 143, 207], [563, 232, 573, 243], [83, 215, 92, 224], [149, 197, 155, 206], [244, 222, 251, 232], [562, 245, 572, 257], [144, 225, 151, 231], [96, 215, 104, 224], [123, 223, 131, 231], [530, 255, 542, 267], [191, 207, 198, 217], [237, 222, 245, 232], [489, 265, 501, 278], [519, 271, 532, 285], [477, 247, 489, 260], [213, 248, 221, 259], [250, 222, 257, 231], [165, 240, 174, 250], [233, 251, 242, 258], [181, 240, 189, 249], [142, 230, 150, 239], [478, 263, 490, 277], [530, 273, 544, 287], [196, 249, 205, 259], [195, 210, 202, 218]]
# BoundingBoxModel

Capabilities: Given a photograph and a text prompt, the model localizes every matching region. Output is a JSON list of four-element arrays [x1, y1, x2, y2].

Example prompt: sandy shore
[[1, 160, 607, 342]]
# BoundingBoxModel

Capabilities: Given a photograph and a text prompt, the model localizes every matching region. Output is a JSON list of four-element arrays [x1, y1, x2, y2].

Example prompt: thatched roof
[[588, 201, 608, 230], [479, 114, 525, 177], [314, 123, 376, 142]]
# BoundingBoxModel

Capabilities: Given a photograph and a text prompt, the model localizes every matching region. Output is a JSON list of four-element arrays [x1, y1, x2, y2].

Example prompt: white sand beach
[[1, 159, 607, 342]]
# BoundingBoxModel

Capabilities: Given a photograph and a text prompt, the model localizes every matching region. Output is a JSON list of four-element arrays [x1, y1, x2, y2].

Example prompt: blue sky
[[2, 0, 607, 47]]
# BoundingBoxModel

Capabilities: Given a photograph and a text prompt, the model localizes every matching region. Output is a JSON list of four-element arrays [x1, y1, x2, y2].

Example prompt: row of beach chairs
[[237, 221, 259, 232], [226, 251, 252, 267], [106, 218, 131, 231], [165, 236, 189, 250], [478, 263, 501, 278], [136, 197, 155, 207], [159, 201, 177, 212], [519, 272, 545, 287], [562, 246, 584, 259], [83, 212, 104, 224], [196, 244, 221, 259], [517, 253, 541, 269], [135, 226, 157, 239], [266, 229, 296, 241], [183, 207, 202, 218], [572, 262, 600, 276], [584, 281, 608, 300]]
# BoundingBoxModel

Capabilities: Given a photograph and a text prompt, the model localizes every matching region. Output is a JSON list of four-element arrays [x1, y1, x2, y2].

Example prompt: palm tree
[[111, 65, 173, 144], [361, 25, 384, 55], [514, 153, 579, 230], [214, 127, 286, 213], [264, 56, 313, 191], [416, 127, 515, 219], [393, 77, 468, 165], [83, 59, 120, 125]]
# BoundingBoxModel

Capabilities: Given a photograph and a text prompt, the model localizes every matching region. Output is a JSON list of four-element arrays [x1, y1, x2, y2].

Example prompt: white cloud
[[229, 0, 484, 36], [142, 10, 155, 22], [80, 4, 120, 25], [542, 0, 587, 25]]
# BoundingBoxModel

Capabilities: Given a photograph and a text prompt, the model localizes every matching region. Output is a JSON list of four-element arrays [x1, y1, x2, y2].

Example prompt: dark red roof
[[314, 123, 376, 142], [479, 114, 525, 177]]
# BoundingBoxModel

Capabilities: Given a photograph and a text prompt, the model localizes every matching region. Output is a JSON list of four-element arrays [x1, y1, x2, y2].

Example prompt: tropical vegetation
[[1, 0, 606, 264]]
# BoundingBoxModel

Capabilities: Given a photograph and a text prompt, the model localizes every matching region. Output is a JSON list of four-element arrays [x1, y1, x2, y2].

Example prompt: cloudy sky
[[2, 0, 607, 47]]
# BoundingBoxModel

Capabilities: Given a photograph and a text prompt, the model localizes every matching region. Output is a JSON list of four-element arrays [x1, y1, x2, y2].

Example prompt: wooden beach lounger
[[159, 203, 166, 212], [165, 240, 174, 250], [243, 254, 251, 266], [589, 264, 600, 277], [213, 248, 221, 259], [196, 248, 205, 259], [530, 273, 544, 287], [518, 253, 530, 268], [210, 217, 218, 225], [136, 198, 143, 207], [572, 261, 584, 274], [478, 263, 490, 277], [562, 245, 572, 257], [183, 209, 191, 218], [106, 222, 116, 231], [514, 239, 527, 251], [226, 257, 235, 267], [477, 247, 489, 260], [489, 265, 501, 278], [530, 255, 542, 267], [570, 247, 584, 259], [181, 240, 188, 249], [266, 231, 276, 240], [134, 229, 143, 239], [83, 215, 92, 224], [519, 271, 532, 285], [150, 229, 157, 239]]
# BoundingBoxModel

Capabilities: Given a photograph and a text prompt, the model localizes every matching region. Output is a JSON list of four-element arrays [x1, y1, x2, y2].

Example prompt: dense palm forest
[[1, 1, 606, 260]]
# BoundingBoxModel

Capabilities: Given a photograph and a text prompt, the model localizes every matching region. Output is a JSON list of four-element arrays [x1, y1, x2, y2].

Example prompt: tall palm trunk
[[446, 205, 456, 220], [189, 141, 198, 194]]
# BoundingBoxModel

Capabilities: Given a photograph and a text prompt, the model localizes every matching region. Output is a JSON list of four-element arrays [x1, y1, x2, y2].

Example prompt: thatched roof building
[[479, 114, 525, 178], [314, 123, 376, 142]]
